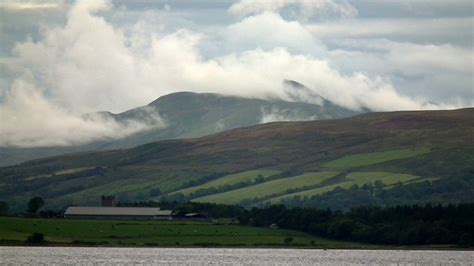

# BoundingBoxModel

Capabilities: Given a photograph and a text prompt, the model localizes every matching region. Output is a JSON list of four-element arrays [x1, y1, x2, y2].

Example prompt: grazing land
[[267, 172, 425, 204], [321, 148, 431, 170], [193, 172, 339, 204], [0, 108, 472, 209], [0, 217, 358, 248], [170, 170, 281, 197]]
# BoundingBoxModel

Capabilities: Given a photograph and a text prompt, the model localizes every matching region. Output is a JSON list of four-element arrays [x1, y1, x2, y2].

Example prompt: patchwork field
[[61, 149, 440, 208], [267, 172, 426, 204], [170, 170, 281, 197], [159, 148, 439, 206], [193, 172, 339, 205], [321, 148, 431, 170], [0, 217, 358, 248], [56, 171, 204, 204], [2, 108, 472, 210]]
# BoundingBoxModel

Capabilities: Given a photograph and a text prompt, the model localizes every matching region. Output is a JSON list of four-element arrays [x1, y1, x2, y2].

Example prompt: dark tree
[[149, 188, 161, 197], [26, 233, 45, 244], [27, 197, 45, 214], [0, 201, 9, 216]]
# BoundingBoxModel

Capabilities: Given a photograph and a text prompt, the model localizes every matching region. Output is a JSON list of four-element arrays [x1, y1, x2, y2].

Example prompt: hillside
[[0, 83, 358, 166], [0, 108, 473, 210]]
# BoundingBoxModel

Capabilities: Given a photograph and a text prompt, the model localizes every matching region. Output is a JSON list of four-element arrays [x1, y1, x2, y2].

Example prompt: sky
[[0, 0, 473, 147]]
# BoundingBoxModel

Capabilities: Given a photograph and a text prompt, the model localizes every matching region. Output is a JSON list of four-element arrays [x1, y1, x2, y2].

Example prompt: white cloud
[[1, 2, 61, 11], [229, 0, 357, 18], [308, 18, 473, 44], [0, 80, 166, 147], [226, 12, 326, 55], [12, 0, 155, 113], [386, 43, 472, 75], [327, 39, 474, 102], [1, 0, 469, 148], [329, 39, 473, 74], [260, 106, 320, 123], [9, 0, 419, 112]]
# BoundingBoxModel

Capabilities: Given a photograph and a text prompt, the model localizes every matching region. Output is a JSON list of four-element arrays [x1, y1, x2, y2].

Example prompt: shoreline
[[1, 217, 472, 251], [0, 241, 470, 251]]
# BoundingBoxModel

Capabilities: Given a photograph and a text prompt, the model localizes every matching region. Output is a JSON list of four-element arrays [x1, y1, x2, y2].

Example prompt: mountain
[[99, 90, 358, 148], [1, 108, 472, 210], [0, 84, 359, 166]]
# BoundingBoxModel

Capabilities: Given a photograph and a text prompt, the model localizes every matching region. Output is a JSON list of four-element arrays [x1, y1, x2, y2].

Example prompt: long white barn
[[64, 207, 173, 220]]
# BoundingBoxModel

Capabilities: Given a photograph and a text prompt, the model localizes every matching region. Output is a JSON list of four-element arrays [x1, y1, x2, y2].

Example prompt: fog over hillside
[[0, 0, 472, 149], [0, 87, 359, 166]]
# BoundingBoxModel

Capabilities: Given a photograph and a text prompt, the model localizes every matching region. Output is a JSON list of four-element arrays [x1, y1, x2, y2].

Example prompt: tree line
[[122, 200, 474, 247], [238, 203, 474, 247], [276, 174, 474, 210], [2, 197, 473, 247]]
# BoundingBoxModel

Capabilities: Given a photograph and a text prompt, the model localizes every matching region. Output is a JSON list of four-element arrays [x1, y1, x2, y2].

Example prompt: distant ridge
[[0, 87, 359, 166], [0, 108, 472, 209]]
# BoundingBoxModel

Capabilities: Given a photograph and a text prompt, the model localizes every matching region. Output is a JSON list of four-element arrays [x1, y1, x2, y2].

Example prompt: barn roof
[[64, 207, 172, 216]]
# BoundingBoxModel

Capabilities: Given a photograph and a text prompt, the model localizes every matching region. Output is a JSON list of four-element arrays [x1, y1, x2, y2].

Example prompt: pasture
[[267, 172, 424, 203], [0, 217, 355, 248], [321, 148, 430, 170], [193, 172, 339, 205], [169, 170, 281, 197]]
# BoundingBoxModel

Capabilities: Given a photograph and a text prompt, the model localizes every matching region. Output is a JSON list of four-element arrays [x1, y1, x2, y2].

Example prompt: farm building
[[64, 207, 173, 220]]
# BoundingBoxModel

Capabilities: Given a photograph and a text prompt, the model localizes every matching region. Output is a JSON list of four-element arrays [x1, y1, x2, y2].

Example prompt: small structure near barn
[[184, 213, 208, 219], [101, 195, 116, 207], [268, 223, 279, 229], [64, 206, 172, 220]]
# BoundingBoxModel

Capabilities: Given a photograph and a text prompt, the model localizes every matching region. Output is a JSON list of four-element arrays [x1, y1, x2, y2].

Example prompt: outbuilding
[[64, 207, 173, 220]]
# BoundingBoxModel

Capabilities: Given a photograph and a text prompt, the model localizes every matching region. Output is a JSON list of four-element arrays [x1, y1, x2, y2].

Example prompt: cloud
[[328, 39, 473, 74], [308, 18, 474, 47], [8, 0, 421, 112], [226, 12, 326, 55], [1, 0, 470, 148], [260, 106, 320, 123], [11, 0, 154, 113], [1, 2, 61, 11], [0, 80, 166, 147], [326, 39, 474, 102], [229, 0, 357, 18]]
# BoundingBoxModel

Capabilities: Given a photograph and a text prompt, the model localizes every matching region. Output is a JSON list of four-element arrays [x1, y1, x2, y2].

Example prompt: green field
[[169, 170, 281, 197], [267, 172, 423, 203], [193, 172, 339, 205], [0, 217, 359, 248], [66, 178, 164, 199], [385, 177, 440, 189], [58, 171, 203, 204], [321, 148, 430, 170]]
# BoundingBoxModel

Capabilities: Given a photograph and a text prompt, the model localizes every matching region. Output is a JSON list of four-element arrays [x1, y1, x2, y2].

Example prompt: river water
[[1, 247, 473, 265]]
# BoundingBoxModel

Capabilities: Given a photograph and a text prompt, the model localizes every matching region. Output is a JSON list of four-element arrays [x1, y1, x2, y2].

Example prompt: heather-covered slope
[[0, 86, 357, 166], [0, 108, 472, 209]]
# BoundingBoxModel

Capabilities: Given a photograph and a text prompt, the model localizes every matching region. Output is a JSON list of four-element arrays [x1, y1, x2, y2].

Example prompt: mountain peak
[[148, 91, 233, 107], [283, 79, 328, 106]]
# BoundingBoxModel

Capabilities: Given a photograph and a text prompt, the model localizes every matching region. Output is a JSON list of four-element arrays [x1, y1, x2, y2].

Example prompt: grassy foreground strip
[[0, 217, 362, 248]]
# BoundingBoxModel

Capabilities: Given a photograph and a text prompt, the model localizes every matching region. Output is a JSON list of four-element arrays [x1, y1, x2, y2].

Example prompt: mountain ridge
[[1, 108, 472, 209], [0, 85, 359, 166]]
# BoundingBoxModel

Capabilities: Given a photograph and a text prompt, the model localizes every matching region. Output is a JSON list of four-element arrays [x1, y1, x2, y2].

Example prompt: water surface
[[1, 247, 473, 265]]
